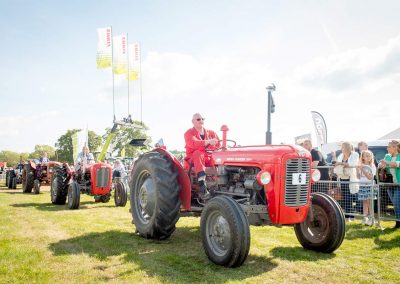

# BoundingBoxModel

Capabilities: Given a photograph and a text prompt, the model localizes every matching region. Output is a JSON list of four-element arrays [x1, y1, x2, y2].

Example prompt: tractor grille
[[284, 158, 310, 207], [96, 167, 110, 188]]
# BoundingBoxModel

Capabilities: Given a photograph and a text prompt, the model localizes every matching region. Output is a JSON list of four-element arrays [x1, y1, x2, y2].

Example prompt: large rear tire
[[22, 165, 34, 193], [294, 192, 345, 253], [201, 195, 250, 267], [67, 181, 80, 209], [114, 180, 127, 207], [130, 151, 181, 240], [50, 166, 68, 205]]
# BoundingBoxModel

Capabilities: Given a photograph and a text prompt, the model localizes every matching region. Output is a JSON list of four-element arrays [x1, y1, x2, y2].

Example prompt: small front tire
[[114, 180, 128, 207], [294, 192, 345, 253], [67, 182, 80, 209], [200, 195, 250, 267], [33, 179, 40, 194]]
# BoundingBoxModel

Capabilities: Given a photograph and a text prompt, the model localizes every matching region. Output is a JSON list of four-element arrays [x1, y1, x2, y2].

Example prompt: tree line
[[1, 120, 152, 166]]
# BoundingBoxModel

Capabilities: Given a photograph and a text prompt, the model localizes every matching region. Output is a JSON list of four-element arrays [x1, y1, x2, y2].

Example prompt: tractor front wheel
[[7, 171, 14, 188], [51, 166, 68, 205], [294, 192, 345, 253], [67, 181, 80, 209], [33, 179, 40, 194], [5, 171, 9, 187], [114, 180, 127, 207], [11, 177, 17, 189], [130, 151, 181, 240], [200, 196, 250, 267], [22, 165, 34, 193]]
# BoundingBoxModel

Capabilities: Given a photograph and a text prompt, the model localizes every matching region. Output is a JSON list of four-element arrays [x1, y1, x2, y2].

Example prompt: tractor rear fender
[[27, 160, 37, 170], [62, 163, 74, 177], [154, 148, 191, 210]]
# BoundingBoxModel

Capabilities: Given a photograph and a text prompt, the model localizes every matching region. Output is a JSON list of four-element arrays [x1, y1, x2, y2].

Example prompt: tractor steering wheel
[[205, 139, 237, 153], [217, 139, 237, 149]]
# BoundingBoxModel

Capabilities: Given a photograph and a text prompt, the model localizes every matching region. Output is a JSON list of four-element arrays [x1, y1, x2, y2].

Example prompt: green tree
[[88, 130, 102, 153], [55, 129, 102, 163], [29, 145, 56, 160], [0, 151, 29, 166], [102, 121, 152, 159]]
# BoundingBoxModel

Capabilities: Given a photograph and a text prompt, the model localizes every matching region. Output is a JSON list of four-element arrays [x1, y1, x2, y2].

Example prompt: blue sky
[[1, 0, 399, 153]]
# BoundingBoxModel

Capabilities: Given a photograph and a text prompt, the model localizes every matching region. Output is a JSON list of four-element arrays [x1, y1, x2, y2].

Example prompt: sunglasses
[[196, 118, 205, 121]]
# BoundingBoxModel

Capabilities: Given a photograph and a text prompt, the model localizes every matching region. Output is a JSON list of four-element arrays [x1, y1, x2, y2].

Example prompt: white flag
[[127, 42, 140, 80], [72, 128, 88, 162], [113, 34, 128, 74], [311, 111, 327, 147], [96, 27, 112, 69]]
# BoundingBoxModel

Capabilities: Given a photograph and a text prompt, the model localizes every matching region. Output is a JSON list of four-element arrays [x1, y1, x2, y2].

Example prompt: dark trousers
[[340, 179, 361, 216]]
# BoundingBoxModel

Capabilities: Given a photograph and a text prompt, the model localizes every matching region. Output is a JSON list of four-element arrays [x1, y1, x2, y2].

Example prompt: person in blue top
[[378, 140, 400, 229], [40, 152, 49, 164], [75, 145, 95, 172]]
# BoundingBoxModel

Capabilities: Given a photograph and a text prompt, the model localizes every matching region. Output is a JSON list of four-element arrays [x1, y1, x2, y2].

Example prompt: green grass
[[0, 184, 399, 283]]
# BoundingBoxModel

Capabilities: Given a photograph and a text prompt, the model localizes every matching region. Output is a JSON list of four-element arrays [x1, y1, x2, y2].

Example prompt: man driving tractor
[[75, 145, 95, 172], [184, 113, 220, 200]]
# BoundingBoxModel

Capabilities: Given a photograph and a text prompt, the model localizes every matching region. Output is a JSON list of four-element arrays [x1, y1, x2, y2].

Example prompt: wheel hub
[[136, 176, 156, 223], [207, 213, 231, 255]]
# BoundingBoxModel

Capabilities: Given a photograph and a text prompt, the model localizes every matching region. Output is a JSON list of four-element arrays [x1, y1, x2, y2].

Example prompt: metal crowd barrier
[[312, 165, 399, 228]]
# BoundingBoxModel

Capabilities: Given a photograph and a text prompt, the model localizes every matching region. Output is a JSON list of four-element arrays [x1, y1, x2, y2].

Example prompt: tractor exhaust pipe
[[220, 125, 229, 149]]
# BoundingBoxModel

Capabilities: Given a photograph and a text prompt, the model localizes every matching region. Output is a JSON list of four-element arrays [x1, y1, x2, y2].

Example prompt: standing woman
[[378, 140, 400, 229], [335, 142, 360, 220]]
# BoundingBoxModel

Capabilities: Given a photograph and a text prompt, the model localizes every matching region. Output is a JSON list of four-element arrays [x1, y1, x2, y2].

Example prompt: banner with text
[[113, 34, 128, 75], [311, 111, 327, 147], [127, 42, 140, 80], [96, 27, 112, 69]]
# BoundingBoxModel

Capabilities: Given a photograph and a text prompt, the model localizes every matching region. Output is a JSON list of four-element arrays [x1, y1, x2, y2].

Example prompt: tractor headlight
[[257, 171, 271, 185], [311, 169, 321, 182]]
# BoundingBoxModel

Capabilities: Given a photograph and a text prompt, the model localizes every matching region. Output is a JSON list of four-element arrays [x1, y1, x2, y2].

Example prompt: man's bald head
[[192, 113, 205, 128]]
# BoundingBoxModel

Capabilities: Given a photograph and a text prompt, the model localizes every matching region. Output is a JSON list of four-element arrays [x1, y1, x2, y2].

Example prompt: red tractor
[[129, 126, 345, 267], [50, 162, 128, 209], [22, 160, 62, 194]]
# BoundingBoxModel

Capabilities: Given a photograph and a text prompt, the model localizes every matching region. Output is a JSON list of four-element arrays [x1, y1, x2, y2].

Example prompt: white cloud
[[0, 111, 61, 152]]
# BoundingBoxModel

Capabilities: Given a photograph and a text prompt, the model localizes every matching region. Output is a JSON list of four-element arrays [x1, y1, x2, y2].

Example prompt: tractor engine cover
[[88, 163, 112, 195]]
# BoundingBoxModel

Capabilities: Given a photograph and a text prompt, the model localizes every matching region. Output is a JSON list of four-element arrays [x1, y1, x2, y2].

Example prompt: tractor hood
[[212, 144, 310, 166]]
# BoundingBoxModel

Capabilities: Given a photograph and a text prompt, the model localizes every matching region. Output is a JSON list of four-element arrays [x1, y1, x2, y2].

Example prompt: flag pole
[[111, 26, 115, 122], [127, 34, 130, 117], [139, 41, 143, 125]]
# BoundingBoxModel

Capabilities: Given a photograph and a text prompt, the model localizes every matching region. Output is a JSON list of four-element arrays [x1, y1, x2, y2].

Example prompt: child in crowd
[[357, 150, 376, 226]]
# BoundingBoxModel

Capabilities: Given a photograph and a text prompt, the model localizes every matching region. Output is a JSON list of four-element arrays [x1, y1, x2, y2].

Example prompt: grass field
[[0, 184, 399, 284]]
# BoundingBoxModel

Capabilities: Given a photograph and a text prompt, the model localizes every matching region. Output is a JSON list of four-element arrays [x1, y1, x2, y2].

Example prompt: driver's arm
[[184, 132, 208, 151]]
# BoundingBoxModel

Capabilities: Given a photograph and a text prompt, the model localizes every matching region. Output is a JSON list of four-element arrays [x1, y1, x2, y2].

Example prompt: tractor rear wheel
[[114, 180, 127, 207], [130, 151, 181, 240], [33, 179, 40, 194], [201, 195, 250, 267], [67, 181, 80, 209], [294, 192, 345, 253], [50, 166, 68, 205], [22, 165, 34, 193]]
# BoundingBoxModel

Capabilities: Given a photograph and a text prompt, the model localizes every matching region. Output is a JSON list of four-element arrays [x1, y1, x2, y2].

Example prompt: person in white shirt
[[113, 159, 127, 178], [75, 145, 95, 172], [335, 142, 360, 220]]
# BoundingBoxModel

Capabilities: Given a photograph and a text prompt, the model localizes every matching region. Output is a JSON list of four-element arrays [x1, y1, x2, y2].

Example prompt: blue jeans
[[387, 185, 400, 220]]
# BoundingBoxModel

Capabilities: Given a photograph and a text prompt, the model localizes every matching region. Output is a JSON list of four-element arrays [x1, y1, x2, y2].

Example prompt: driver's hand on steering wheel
[[207, 138, 218, 146]]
